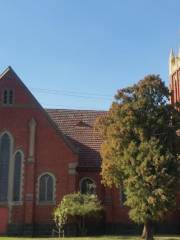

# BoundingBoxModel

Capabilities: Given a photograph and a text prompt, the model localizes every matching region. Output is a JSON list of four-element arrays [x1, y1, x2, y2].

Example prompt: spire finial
[[169, 48, 175, 76], [169, 48, 174, 59]]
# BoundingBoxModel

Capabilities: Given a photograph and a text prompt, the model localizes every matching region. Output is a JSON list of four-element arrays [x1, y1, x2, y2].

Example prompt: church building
[[0, 56, 180, 235]]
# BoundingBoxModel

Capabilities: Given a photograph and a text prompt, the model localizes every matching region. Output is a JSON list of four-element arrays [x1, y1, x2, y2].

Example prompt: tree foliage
[[54, 192, 102, 236], [96, 75, 180, 239]]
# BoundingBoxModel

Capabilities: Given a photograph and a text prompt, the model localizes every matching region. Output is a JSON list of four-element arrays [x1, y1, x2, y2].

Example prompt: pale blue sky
[[0, 0, 180, 110]]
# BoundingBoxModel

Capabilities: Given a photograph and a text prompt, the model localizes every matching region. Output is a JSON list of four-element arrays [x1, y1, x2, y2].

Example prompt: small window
[[38, 173, 55, 202], [3, 90, 8, 104], [3, 89, 14, 105], [9, 90, 13, 104], [80, 178, 96, 194]]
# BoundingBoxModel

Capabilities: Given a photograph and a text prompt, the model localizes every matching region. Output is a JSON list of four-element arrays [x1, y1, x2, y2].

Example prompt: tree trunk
[[141, 220, 154, 240], [141, 225, 146, 239]]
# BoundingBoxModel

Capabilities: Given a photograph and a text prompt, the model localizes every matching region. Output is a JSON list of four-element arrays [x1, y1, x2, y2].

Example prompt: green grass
[[0, 236, 180, 240]]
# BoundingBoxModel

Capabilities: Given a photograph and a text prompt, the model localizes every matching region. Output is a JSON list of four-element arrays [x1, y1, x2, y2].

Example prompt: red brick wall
[[0, 68, 180, 233], [0, 207, 8, 234], [0, 70, 77, 227], [77, 171, 130, 224]]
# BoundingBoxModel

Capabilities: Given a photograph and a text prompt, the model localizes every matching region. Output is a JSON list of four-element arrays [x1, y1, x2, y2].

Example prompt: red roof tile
[[46, 109, 106, 167]]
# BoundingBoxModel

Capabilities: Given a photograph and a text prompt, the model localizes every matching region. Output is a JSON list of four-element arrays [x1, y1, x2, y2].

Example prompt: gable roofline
[[0, 66, 78, 154], [0, 66, 12, 79]]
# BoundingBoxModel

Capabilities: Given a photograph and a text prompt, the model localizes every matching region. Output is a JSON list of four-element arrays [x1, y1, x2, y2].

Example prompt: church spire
[[169, 47, 180, 105]]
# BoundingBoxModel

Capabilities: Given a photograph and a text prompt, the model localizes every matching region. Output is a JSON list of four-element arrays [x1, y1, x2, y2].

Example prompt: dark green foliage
[[54, 192, 102, 236], [96, 75, 180, 227]]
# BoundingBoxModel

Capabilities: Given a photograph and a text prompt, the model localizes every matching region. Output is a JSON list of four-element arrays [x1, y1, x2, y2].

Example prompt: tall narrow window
[[0, 134, 10, 201], [9, 90, 13, 105], [3, 90, 8, 104], [13, 152, 22, 201], [80, 178, 96, 194], [39, 174, 55, 202]]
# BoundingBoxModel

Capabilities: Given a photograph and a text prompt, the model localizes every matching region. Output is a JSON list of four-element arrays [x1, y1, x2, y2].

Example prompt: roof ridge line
[[46, 108, 107, 112], [0, 66, 78, 154]]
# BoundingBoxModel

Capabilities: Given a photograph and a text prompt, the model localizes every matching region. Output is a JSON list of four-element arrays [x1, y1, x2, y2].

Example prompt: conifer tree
[[96, 75, 180, 240]]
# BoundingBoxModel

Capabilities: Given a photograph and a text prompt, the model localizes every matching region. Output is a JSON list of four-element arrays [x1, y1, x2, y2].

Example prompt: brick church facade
[[0, 60, 180, 235]]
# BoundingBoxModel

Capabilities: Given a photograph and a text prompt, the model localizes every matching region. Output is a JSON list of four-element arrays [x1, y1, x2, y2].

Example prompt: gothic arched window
[[0, 133, 11, 201], [38, 173, 55, 202], [13, 151, 22, 202], [80, 178, 96, 195]]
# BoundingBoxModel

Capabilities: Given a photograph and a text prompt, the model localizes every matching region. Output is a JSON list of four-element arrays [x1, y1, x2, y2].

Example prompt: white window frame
[[37, 172, 56, 205]]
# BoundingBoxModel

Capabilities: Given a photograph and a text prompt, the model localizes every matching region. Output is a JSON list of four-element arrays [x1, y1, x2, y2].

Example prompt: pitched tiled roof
[[46, 109, 106, 167]]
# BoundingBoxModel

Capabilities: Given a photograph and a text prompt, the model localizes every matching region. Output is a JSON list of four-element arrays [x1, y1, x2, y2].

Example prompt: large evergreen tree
[[96, 75, 180, 240]]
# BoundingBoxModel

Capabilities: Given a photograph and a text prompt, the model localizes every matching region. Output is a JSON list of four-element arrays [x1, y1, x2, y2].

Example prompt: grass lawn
[[0, 236, 180, 240]]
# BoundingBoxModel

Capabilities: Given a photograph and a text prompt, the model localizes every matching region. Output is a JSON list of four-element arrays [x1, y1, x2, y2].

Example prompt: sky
[[0, 0, 180, 110]]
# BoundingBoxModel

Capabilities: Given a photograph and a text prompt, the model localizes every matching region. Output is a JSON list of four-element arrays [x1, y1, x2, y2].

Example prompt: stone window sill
[[0, 201, 23, 206], [36, 201, 56, 206], [12, 201, 23, 206], [0, 202, 8, 206]]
